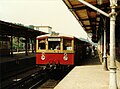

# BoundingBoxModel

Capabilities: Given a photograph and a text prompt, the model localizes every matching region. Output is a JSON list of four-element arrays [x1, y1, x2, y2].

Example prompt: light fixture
[[63, 53, 68, 61]]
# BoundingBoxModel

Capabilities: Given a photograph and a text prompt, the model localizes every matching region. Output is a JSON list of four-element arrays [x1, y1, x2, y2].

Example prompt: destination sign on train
[[48, 38, 61, 41]]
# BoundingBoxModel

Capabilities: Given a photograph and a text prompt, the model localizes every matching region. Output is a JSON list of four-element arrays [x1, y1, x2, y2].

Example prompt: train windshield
[[48, 37, 60, 50]]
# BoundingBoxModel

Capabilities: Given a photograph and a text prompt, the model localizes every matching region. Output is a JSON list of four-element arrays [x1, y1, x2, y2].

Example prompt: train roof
[[36, 33, 90, 44], [36, 33, 75, 39]]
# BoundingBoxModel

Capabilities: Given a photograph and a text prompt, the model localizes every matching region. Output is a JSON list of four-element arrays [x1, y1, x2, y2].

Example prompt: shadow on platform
[[81, 53, 102, 66]]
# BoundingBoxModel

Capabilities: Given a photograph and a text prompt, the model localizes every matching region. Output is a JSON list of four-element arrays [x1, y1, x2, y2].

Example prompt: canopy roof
[[0, 20, 46, 38], [63, 0, 120, 42]]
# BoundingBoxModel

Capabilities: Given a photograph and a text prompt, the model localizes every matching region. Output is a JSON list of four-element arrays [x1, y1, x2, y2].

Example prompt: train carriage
[[36, 33, 86, 66]]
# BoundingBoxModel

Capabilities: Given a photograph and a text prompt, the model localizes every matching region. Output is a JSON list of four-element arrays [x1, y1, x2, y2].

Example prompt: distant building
[[34, 26, 52, 34]]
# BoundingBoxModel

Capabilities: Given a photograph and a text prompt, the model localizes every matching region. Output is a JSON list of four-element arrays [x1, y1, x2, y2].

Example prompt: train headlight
[[63, 53, 68, 61], [41, 52, 45, 60]]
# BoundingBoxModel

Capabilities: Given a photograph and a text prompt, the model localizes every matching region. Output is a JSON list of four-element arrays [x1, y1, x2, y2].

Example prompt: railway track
[[1, 65, 36, 81], [1, 64, 73, 89], [32, 67, 74, 89], [1, 66, 43, 89], [1, 65, 57, 89], [37, 79, 60, 89], [1, 57, 36, 82]]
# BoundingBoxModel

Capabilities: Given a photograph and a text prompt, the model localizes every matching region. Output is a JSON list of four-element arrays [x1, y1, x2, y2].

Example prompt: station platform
[[54, 55, 120, 89], [0, 51, 35, 63]]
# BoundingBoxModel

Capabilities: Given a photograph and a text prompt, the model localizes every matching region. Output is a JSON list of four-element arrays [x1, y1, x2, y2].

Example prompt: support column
[[109, 0, 118, 89], [100, 34, 103, 62], [25, 37, 28, 56], [32, 40, 34, 53], [100, 17, 108, 71], [10, 35, 13, 56], [17, 37, 19, 52], [32, 39, 34, 53], [103, 27, 108, 70], [98, 39, 101, 51]]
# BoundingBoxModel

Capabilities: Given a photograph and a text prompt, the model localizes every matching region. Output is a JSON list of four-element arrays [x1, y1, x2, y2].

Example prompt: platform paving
[[54, 55, 120, 89]]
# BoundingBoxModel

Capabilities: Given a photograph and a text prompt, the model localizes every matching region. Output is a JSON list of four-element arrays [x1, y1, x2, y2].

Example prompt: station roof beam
[[0, 20, 46, 38], [63, 0, 120, 42]]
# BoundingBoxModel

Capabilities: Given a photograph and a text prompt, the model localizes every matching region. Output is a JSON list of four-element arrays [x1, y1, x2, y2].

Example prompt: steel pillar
[[10, 35, 13, 56], [25, 37, 28, 56], [100, 34, 103, 62], [103, 27, 108, 70], [32, 39, 34, 53], [100, 17, 108, 71], [109, 0, 118, 89], [17, 37, 19, 52]]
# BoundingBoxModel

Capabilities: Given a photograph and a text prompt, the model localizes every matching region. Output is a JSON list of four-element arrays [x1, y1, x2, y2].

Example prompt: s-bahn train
[[36, 33, 87, 67]]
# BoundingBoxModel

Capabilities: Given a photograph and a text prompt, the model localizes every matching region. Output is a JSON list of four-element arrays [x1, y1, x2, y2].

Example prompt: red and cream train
[[36, 33, 87, 66]]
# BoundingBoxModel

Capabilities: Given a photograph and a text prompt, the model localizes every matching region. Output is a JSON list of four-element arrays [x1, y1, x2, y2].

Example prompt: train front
[[36, 34, 75, 67]]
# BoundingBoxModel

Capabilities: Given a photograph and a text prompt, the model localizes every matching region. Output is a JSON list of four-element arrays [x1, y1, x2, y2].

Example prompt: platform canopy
[[0, 20, 46, 38], [63, 0, 120, 42]]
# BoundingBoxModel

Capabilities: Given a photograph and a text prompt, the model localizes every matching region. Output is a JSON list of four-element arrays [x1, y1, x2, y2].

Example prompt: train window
[[38, 39, 45, 50], [48, 41, 60, 50], [63, 39, 72, 50]]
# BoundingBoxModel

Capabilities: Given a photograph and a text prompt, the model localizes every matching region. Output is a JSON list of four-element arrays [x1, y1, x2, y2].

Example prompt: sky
[[0, 0, 88, 39]]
